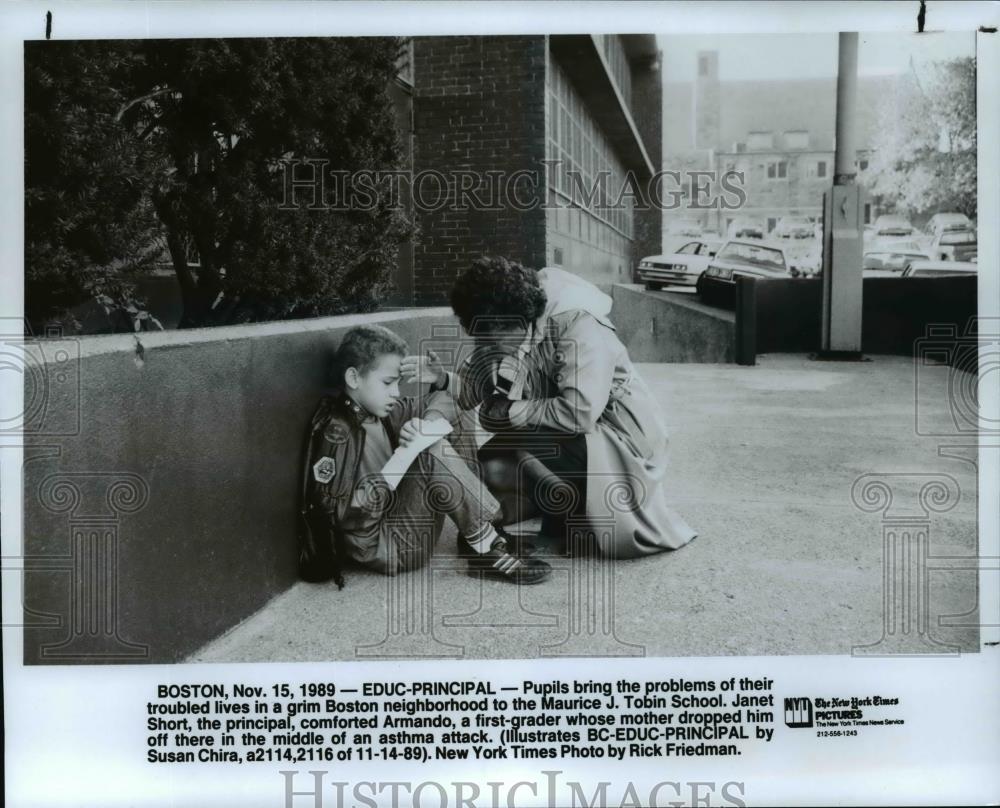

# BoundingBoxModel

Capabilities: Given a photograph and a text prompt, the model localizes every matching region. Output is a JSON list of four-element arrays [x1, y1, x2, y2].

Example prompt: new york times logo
[[783, 697, 814, 729]]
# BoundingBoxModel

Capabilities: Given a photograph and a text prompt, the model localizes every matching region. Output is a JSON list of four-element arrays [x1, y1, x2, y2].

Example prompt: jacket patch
[[324, 422, 350, 445], [313, 456, 337, 484]]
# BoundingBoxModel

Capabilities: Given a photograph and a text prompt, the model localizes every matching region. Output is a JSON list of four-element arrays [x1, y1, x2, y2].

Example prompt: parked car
[[663, 218, 706, 254], [924, 212, 972, 236], [701, 231, 726, 256], [870, 214, 916, 240], [926, 229, 977, 262], [726, 217, 767, 240], [919, 214, 978, 261], [867, 239, 925, 253], [696, 240, 790, 300], [901, 260, 978, 278], [787, 245, 822, 276], [773, 216, 815, 240], [863, 247, 932, 276], [637, 240, 715, 290]]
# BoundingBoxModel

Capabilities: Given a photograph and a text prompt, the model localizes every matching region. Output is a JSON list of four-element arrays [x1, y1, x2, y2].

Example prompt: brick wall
[[412, 36, 548, 306]]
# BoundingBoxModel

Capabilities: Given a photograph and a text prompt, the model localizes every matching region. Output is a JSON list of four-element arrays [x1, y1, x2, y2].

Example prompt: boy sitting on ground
[[298, 324, 550, 587]]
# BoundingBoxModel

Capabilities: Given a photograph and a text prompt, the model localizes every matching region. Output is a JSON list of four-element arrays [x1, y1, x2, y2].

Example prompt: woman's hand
[[400, 350, 446, 386]]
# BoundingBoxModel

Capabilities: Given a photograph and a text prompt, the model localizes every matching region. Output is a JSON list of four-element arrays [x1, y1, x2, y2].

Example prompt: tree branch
[[115, 87, 178, 122]]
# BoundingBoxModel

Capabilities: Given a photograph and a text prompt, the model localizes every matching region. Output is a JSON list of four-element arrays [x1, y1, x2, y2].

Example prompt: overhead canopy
[[622, 34, 659, 61]]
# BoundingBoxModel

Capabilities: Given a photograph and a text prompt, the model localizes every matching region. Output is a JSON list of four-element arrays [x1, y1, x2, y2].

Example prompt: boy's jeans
[[349, 414, 502, 575]]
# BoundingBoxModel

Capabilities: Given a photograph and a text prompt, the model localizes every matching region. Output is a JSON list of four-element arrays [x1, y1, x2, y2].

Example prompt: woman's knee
[[481, 456, 517, 492]]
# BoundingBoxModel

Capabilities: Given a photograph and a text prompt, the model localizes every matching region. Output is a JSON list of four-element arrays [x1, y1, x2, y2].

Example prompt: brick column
[[412, 36, 549, 306]]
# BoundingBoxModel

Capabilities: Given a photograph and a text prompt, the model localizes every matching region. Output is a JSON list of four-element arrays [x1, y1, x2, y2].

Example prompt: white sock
[[464, 523, 498, 554]]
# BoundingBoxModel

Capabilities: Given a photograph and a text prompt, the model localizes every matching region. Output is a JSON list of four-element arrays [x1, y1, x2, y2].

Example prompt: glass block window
[[396, 38, 414, 85], [546, 53, 633, 239]]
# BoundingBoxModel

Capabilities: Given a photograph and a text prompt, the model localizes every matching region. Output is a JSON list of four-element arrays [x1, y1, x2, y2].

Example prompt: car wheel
[[644, 281, 662, 291]]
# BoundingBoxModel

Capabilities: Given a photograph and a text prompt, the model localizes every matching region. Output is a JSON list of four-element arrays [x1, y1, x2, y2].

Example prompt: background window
[[767, 161, 787, 179]]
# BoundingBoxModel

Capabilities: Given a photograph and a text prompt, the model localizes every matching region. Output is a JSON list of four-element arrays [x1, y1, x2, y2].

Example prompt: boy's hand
[[401, 350, 446, 386], [398, 416, 452, 449], [398, 417, 427, 448]]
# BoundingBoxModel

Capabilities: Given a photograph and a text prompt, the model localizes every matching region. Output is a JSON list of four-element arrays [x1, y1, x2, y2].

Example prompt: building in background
[[664, 49, 904, 236], [387, 35, 662, 306]]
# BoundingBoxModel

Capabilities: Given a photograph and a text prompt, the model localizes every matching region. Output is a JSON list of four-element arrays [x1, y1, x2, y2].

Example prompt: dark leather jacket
[[297, 391, 456, 587]]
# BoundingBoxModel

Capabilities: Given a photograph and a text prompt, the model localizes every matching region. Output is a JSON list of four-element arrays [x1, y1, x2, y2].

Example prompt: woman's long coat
[[453, 268, 697, 558]]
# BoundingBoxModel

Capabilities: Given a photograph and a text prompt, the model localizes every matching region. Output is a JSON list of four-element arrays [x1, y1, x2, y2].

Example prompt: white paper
[[380, 418, 454, 489]]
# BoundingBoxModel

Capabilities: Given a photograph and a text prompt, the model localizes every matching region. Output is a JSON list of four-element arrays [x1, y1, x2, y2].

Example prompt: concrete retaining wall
[[610, 284, 735, 363], [23, 309, 455, 664], [23, 286, 737, 665]]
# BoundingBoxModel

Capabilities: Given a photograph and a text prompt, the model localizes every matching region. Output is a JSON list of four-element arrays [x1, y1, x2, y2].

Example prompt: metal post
[[735, 275, 757, 366], [820, 32, 864, 357], [834, 33, 860, 183]]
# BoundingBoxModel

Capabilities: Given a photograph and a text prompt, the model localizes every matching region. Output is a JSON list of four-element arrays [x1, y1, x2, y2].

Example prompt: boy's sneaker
[[494, 524, 538, 556], [457, 525, 537, 557], [466, 537, 552, 585]]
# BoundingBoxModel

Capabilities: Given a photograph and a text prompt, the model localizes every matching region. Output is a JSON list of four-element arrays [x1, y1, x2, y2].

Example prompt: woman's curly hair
[[450, 256, 548, 334]]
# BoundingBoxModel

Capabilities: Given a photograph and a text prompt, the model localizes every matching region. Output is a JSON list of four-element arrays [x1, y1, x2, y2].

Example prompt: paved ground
[[190, 354, 980, 662]]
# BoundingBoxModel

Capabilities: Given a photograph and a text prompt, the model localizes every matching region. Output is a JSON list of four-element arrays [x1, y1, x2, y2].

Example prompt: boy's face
[[345, 354, 402, 418]]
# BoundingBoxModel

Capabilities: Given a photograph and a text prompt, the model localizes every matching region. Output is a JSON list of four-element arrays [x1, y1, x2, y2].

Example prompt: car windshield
[[876, 240, 922, 252], [717, 242, 786, 270], [940, 231, 976, 245], [877, 227, 912, 236], [864, 252, 925, 271]]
